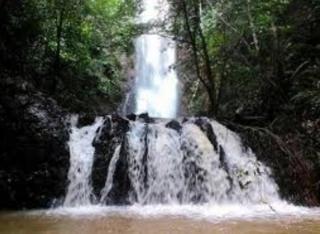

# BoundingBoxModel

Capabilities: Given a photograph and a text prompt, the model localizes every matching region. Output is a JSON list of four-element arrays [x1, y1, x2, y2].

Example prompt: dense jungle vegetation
[[0, 0, 137, 112], [170, 0, 319, 118]]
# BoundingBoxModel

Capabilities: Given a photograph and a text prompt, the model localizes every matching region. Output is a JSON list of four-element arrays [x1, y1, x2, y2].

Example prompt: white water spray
[[64, 116, 104, 207], [125, 119, 280, 205]]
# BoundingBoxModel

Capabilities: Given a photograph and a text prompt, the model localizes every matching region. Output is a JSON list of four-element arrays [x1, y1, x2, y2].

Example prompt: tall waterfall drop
[[133, 0, 179, 118]]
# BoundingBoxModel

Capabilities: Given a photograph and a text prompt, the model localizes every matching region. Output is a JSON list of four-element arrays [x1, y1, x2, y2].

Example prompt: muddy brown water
[[1, 212, 320, 234]]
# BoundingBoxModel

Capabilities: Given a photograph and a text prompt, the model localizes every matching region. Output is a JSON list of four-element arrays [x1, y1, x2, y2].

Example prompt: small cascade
[[123, 118, 280, 205], [64, 116, 281, 207], [127, 121, 184, 204], [64, 116, 104, 207]]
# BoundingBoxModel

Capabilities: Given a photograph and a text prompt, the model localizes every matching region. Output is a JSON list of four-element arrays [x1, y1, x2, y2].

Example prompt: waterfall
[[64, 116, 104, 207], [64, 116, 281, 207], [58, 0, 320, 221], [124, 118, 280, 205], [133, 0, 179, 118], [64, 0, 285, 212], [64, 0, 281, 210]]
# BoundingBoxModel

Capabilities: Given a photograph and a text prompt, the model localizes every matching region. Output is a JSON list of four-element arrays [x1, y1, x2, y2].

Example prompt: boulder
[[0, 79, 70, 209], [91, 115, 131, 204]]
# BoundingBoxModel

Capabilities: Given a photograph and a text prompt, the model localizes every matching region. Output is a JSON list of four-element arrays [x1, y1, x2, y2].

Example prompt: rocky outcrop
[[228, 123, 320, 207], [92, 113, 160, 204], [92, 115, 131, 204], [0, 77, 70, 209]]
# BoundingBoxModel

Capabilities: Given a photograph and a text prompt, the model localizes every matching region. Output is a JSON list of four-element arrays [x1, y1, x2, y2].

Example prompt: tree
[[0, 0, 137, 110], [171, 0, 218, 114]]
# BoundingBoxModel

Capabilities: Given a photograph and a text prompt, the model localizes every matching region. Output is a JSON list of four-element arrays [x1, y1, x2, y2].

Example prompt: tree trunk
[[246, 0, 259, 53], [194, 3, 217, 114], [55, 7, 64, 69], [181, 0, 217, 115]]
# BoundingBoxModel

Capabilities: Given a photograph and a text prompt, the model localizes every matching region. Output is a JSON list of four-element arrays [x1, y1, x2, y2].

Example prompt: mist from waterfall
[[133, 0, 179, 118]]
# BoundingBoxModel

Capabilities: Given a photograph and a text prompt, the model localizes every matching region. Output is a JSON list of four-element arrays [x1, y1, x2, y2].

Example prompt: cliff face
[[0, 77, 70, 209]]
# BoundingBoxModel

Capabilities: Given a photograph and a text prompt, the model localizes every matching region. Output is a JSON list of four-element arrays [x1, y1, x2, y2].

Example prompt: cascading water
[[107, 118, 280, 205], [63, 0, 281, 207], [133, 0, 179, 118], [61, 112, 320, 220], [64, 116, 104, 207], [64, 116, 281, 207], [61, 0, 319, 220]]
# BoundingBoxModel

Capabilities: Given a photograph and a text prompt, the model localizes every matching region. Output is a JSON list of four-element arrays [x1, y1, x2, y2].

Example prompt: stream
[[1, 207, 320, 234]]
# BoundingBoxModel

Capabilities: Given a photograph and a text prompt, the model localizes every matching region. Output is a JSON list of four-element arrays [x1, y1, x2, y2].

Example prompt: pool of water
[[1, 205, 320, 234]]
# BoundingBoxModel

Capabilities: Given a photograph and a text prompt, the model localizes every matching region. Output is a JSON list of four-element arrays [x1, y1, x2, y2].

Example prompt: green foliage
[[171, 0, 319, 193], [172, 0, 320, 120], [0, 0, 137, 109]]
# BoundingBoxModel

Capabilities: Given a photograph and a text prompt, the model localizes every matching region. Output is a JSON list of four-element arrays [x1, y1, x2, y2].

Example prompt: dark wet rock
[[219, 146, 227, 170], [126, 113, 137, 121], [111, 115, 131, 133], [0, 80, 70, 210], [219, 145, 233, 193], [182, 117, 189, 123], [106, 136, 132, 205], [76, 113, 96, 128], [194, 118, 218, 152], [230, 123, 320, 206], [138, 113, 154, 123], [166, 120, 182, 133], [91, 115, 131, 203]]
